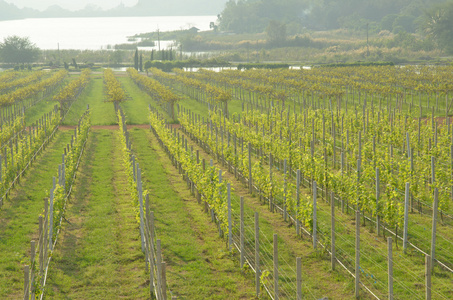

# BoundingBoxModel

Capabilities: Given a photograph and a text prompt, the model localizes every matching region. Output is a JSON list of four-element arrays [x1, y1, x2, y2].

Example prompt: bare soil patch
[[59, 124, 150, 131]]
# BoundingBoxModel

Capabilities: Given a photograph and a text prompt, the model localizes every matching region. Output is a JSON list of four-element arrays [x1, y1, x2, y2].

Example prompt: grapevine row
[[117, 105, 172, 299], [127, 68, 179, 119], [53, 69, 91, 117], [26, 109, 91, 299], [0, 71, 20, 88], [103, 68, 127, 104], [0, 105, 61, 208], [178, 105, 453, 271], [191, 66, 453, 112], [149, 108, 231, 236], [150, 67, 232, 114], [0, 71, 45, 94], [0, 70, 67, 107], [177, 107, 452, 298]]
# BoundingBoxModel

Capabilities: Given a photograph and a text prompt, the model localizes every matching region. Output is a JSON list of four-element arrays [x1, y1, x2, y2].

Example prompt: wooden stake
[[355, 210, 360, 299], [297, 257, 302, 300], [273, 234, 279, 300], [23, 265, 29, 300], [331, 192, 335, 270], [403, 182, 410, 253], [227, 183, 232, 250], [431, 188, 439, 268], [388, 237, 393, 300], [162, 262, 167, 300], [240, 197, 244, 269], [426, 255, 432, 300], [376, 168, 380, 236], [255, 212, 260, 297], [313, 181, 317, 249]]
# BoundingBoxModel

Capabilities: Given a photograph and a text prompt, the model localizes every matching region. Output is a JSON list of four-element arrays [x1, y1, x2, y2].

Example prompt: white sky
[[5, 0, 139, 11]]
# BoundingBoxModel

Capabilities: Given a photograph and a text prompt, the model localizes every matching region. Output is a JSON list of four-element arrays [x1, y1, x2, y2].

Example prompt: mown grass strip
[[46, 129, 148, 299], [0, 130, 73, 298], [24, 96, 61, 125], [118, 77, 153, 125], [62, 76, 117, 126]]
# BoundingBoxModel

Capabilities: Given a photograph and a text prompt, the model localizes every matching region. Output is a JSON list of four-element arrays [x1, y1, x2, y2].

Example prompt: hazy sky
[[5, 0, 139, 11]]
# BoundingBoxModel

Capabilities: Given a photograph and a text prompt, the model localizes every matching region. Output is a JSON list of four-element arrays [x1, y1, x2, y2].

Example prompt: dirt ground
[[58, 124, 151, 130]]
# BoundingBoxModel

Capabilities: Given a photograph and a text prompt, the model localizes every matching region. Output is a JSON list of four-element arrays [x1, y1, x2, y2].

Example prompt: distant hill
[[0, 0, 38, 20], [132, 0, 225, 16], [0, 0, 225, 21], [218, 0, 449, 34]]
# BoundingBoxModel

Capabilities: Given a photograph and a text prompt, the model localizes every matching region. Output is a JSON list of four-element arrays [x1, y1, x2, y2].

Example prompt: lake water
[[0, 16, 216, 50]]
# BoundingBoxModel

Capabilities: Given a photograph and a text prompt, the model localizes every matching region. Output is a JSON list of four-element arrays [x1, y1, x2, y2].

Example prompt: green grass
[[129, 128, 256, 299], [62, 75, 117, 126], [25, 97, 60, 125], [47, 129, 148, 299], [119, 77, 154, 125], [25, 74, 85, 125], [24, 79, 77, 125], [0, 130, 73, 298]]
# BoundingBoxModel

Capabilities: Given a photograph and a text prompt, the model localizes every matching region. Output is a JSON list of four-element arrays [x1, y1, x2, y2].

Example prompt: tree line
[[217, 0, 453, 54]]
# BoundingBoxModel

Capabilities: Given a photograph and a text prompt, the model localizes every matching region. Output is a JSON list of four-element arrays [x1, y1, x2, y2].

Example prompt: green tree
[[0, 35, 40, 64], [139, 53, 143, 71], [144, 60, 152, 76], [266, 20, 287, 45], [423, 2, 453, 54], [111, 50, 123, 65], [134, 48, 139, 70], [392, 15, 416, 33], [72, 58, 78, 69], [381, 14, 398, 31], [218, 0, 257, 33]]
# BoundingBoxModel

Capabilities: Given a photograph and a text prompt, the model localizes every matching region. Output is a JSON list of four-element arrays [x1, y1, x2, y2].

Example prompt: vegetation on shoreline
[[1, 1, 453, 68]]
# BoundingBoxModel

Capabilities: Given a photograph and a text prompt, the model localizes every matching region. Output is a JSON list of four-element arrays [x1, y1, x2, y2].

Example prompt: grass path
[[119, 77, 154, 125], [24, 95, 60, 125], [129, 128, 255, 299], [0, 130, 74, 298], [46, 130, 148, 299], [62, 75, 118, 126], [24, 77, 77, 125]]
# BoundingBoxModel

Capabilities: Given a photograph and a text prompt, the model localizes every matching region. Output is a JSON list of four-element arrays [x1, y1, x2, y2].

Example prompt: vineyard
[[0, 65, 452, 299]]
